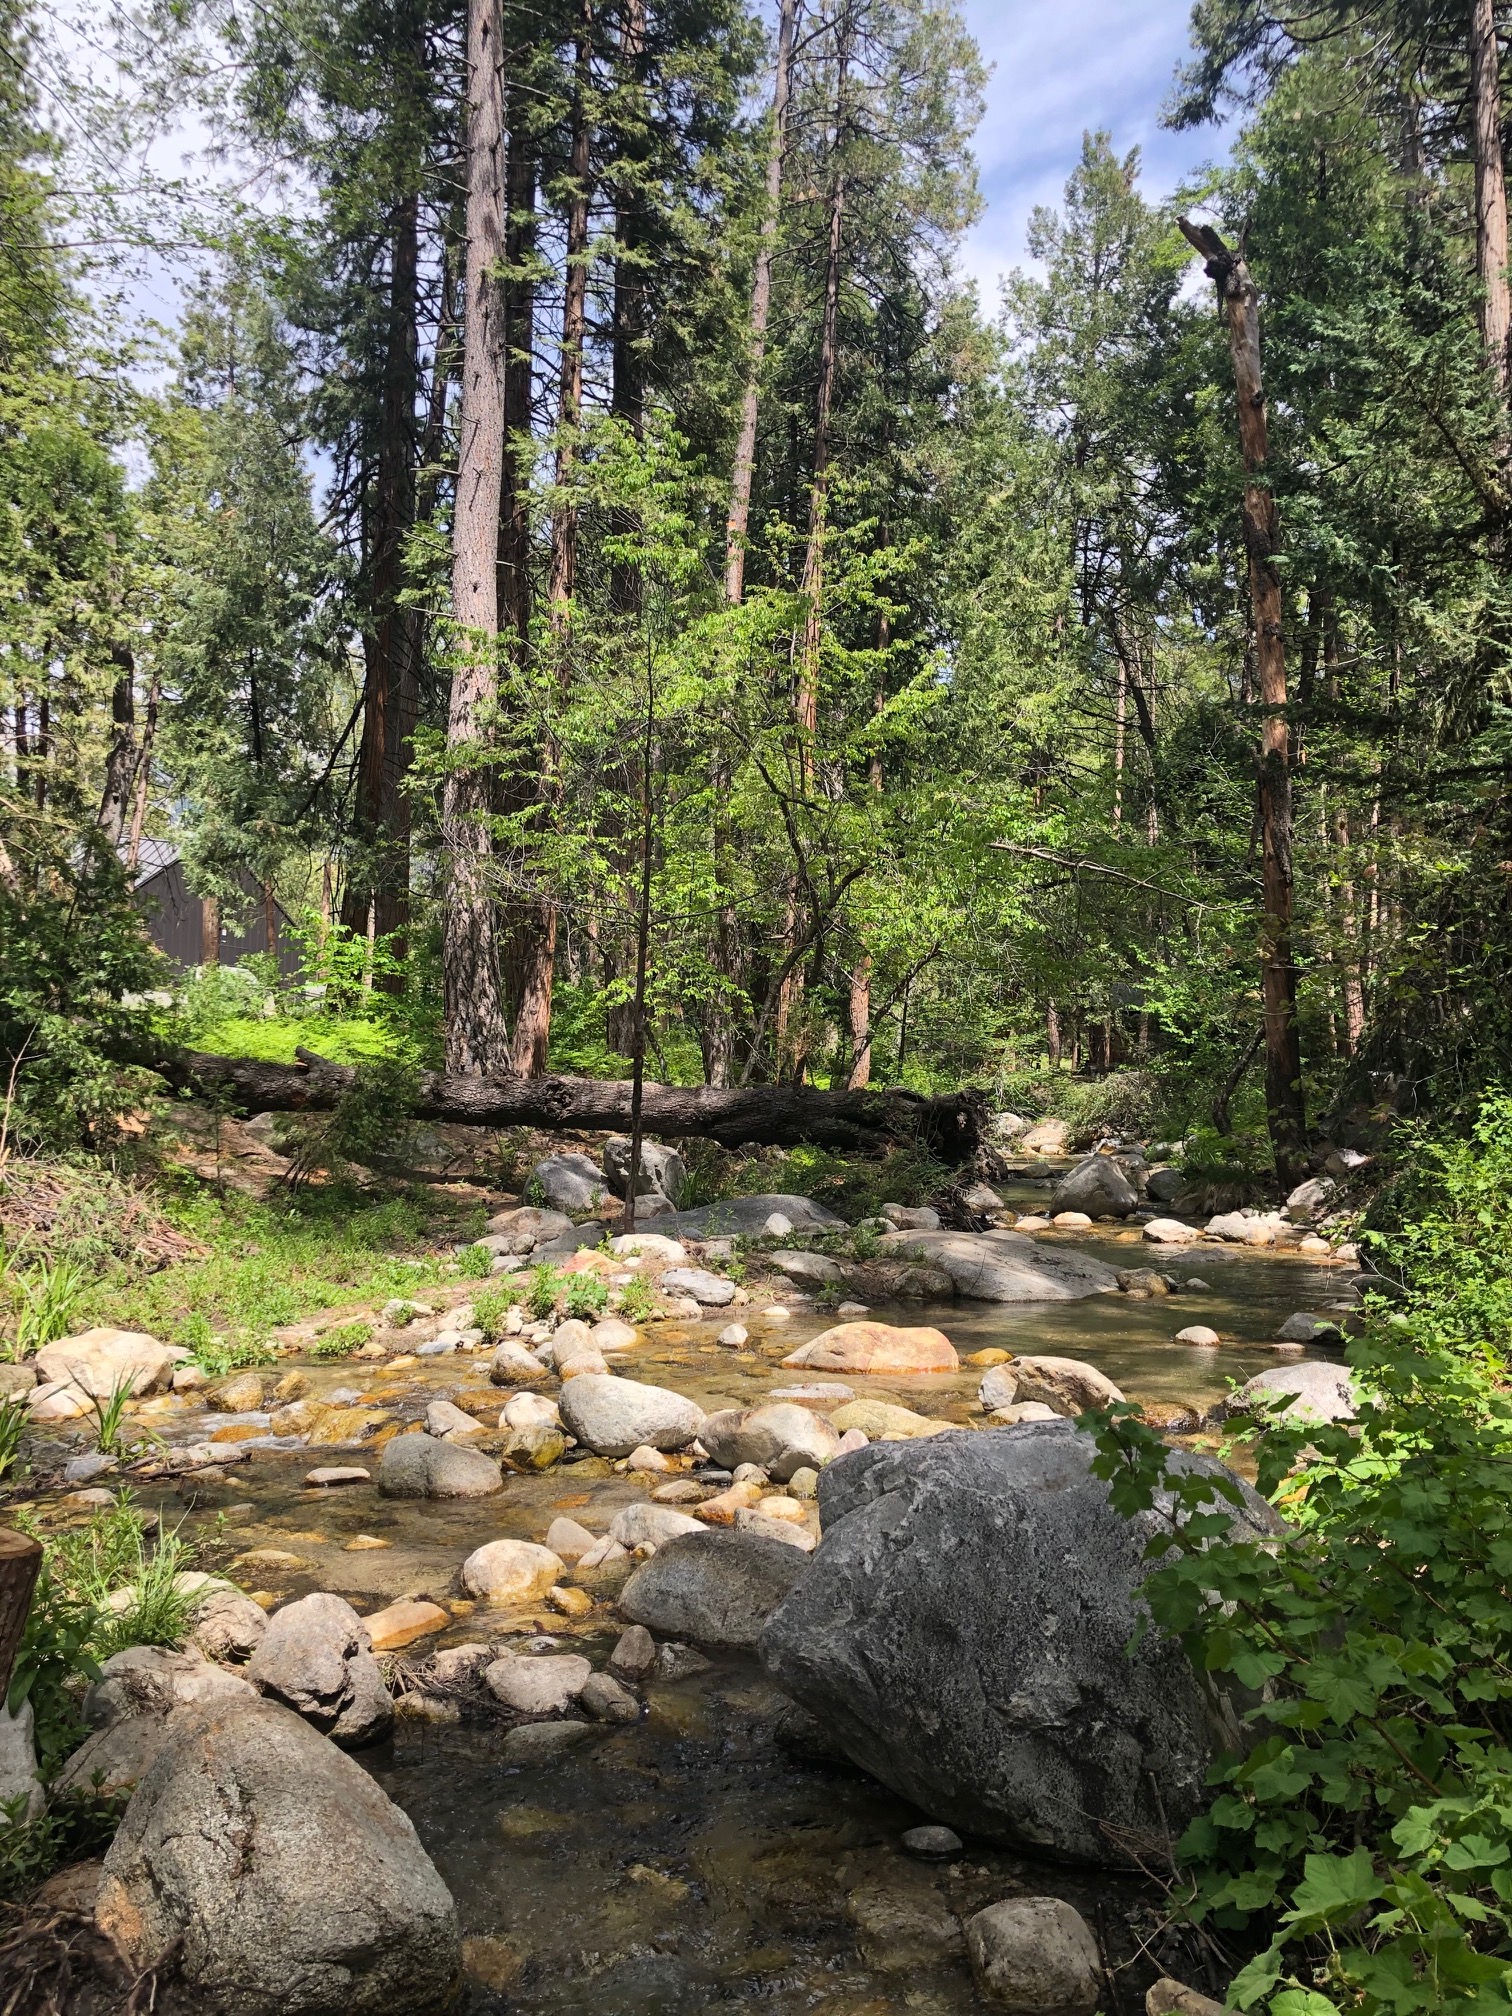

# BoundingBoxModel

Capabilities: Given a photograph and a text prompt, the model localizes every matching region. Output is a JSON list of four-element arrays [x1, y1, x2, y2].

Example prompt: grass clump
[[8, 1497, 198, 1776], [563, 1274, 609, 1322], [455, 1241, 494, 1279], [616, 1275, 655, 1323], [84, 1177, 453, 1362], [525, 1265, 565, 1321], [311, 1320, 372, 1360], [470, 1284, 518, 1341]]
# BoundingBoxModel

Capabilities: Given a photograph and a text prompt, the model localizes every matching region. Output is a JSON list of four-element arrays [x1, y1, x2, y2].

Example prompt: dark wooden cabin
[[130, 840, 303, 979]]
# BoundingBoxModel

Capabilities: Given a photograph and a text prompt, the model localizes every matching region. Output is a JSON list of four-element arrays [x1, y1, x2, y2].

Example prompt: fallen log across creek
[[163, 1048, 989, 1164]]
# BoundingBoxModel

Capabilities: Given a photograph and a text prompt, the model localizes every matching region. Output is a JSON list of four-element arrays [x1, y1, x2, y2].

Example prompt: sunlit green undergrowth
[[191, 1013, 409, 1067], [74, 1178, 476, 1360]]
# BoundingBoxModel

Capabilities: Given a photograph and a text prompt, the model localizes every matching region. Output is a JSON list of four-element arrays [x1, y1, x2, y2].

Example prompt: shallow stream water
[[99, 1200, 1352, 2013]]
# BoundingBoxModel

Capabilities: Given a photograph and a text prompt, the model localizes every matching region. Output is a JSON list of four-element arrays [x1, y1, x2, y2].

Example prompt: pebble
[[577, 1535, 630, 1572], [657, 1642, 712, 1680], [1051, 1211, 1093, 1228], [305, 1466, 371, 1488], [625, 1445, 674, 1474], [762, 1306, 792, 1322], [716, 1323, 749, 1348], [609, 1624, 657, 1681], [415, 1338, 457, 1357], [546, 1585, 594, 1618], [1174, 1326, 1221, 1348], [500, 1721, 597, 1765], [732, 1463, 769, 1486], [651, 1479, 707, 1504], [579, 1671, 640, 1722], [787, 1466, 819, 1499], [766, 1383, 853, 1407], [344, 1534, 390, 1550], [835, 1301, 870, 1316], [902, 1824, 963, 1858]]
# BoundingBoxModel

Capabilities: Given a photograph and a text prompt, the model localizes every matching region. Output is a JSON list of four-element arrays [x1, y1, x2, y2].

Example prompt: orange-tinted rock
[[782, 1321, 959, 1376], [363, 1598, 449, 1650]]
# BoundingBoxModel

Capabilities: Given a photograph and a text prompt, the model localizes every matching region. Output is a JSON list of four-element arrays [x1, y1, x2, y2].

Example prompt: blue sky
[[955, 0, 1226, 301]]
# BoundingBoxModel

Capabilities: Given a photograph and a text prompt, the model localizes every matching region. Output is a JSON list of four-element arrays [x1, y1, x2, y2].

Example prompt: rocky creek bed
[[2, 1160, 1362, 2012]]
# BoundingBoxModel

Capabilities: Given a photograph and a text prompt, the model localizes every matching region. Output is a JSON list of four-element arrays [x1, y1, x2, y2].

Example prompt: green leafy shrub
[[525, 1264, 564, 1320], [0, 1393, 29, 1480], [8, 1498, 197, 1774], [1085, 1091, 1512, 2014], [563, 1274, 609, 1321], [470, 1284, 518, 1341], [456, 1241, 493, 1279], [311, 1319, 371, 1360], [6, 1253, 90, 1359], [0, 1782, 128, 1903], [0, 830, 168, 1152], [616, 1275, 655, 1323]]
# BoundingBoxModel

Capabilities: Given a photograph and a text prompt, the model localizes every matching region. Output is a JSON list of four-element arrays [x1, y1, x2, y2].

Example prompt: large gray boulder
[[1229, 1360, 1357, 1426], [246, 1593, 393, 1747], [85, 1645, 258, 1729], [377, 1432, 502, 1499], [654, 1193, 844, 1238], [876, 1228, 1120, 1302], [57, 1712, 176, 1797], [700, 1403, 840, 1482], [95, 1697, 458, 2015], [620, 1529, 809, 1649], [557, 1374, 705, 1457], [530, 1153, 608, 1214], [0, 1700, 43, 1821], [759, 1421, 1278, 1867], [1048, 1155, 1140, 1221], [484, 1204, 573, 1251], [603, 1135, 686, 1207]]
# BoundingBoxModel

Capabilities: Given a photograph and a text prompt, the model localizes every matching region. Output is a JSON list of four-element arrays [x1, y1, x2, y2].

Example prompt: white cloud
[[953, 0, 1227, 303]]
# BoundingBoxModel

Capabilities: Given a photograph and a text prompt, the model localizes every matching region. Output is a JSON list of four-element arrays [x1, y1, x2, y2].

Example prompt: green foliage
[[765, 1143, 949, 1222], [455, 1242, 493, 1280], [562, 1274, 609, 1322], [90, 1176, 449, 1361], [7, 1496, 196, 1775], [0, 1782, 128, 1903], [0, 1393, 29, 1479], [1086, 1092, 1512, 2013], [311, 1319, 371, 1360], [525, 1266, 566, 1322], [80, 1377, 142, 1460], [0, 836, 168, 1155], [616, 1275, 655, 1324], [7, 1253, 90, 1359], [469, 1285, 517, 1342]]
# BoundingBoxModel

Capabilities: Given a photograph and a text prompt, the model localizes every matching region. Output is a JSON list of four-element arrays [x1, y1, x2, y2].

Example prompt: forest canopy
[[4, 0, 1512, 1184]]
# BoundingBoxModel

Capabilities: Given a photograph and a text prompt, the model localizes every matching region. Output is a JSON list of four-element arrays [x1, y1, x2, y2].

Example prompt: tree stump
[[0, 1527, 43, 1698]]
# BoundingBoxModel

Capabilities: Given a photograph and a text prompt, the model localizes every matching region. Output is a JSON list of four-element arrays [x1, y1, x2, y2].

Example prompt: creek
[[99, 1192, 1349, 2012]]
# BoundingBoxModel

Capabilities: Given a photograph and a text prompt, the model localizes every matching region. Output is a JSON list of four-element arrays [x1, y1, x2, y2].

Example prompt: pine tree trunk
[[610, 0, 648, 616], [1180, 217, 1306, 1186], [796, 116, 848, 738], [547, 2, 593, 620], [124, 671, 159, 873], [509, 0, 593, 1079], [724, 0, 797, 603], [97, 645, 136, 847], [444, 0, 512, 1077], [345, 186, 421, 974], [499, 99, 536, 646], [1471, 0, 1511, 398]]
